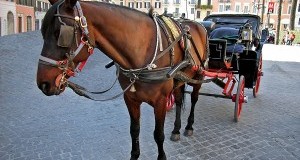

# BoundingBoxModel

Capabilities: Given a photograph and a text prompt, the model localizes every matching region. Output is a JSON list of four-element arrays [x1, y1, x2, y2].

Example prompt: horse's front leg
[[153, 98, 168, 160], [184, 83, 201, 137], [124, 94, 142, 160], [170, 85, 185, 141]]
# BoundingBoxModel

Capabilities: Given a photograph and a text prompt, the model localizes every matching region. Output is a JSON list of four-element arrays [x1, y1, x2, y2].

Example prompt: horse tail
[[181, 84, 186, 111]]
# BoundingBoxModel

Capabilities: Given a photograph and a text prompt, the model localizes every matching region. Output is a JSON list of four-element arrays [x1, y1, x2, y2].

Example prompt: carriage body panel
[[200, 14, 263, 89], [197, 13, 264, 121]]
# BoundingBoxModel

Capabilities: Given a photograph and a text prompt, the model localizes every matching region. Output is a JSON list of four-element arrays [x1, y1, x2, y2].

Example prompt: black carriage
[[199, 14, 263, 122]]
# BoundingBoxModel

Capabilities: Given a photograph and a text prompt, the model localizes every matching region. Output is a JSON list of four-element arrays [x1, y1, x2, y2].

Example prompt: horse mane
[[41, 0, 63, 37]]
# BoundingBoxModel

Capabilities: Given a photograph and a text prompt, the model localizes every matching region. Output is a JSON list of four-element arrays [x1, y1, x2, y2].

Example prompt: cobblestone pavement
[[0, 32, 299, 160]]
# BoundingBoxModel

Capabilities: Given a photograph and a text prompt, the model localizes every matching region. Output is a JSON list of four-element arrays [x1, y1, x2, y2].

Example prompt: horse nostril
[[39, 82, 50, 94]]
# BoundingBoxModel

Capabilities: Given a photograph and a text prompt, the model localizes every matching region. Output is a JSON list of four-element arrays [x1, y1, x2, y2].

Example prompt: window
[[120, 2, 124, 6], [37, 1, 42, 11], [136, 2, 142, 8], [173, 8, 179, 17], [35, 19, 39, 30], [287, 6, 291, 14], [155, 2, 161, 8], [298, 3, 300, 12], [274, 4, 283, 14], [191, 8, 195, 14], [298, 18, 300, 25], [164, 8, 168, 13], [253, 4, 257, 14], [219, 5, 224, 12], [196, 11, 200, 19], [19, 0, 25, 5], [225, 4, 230, 11], [174, 0, 180, 4], [128, 2, 134, 8], [190, 0, 195, 4], [28, 0, 33, 6], [235, 5, 240, 12], [144, 2, 150, 8], [18, 17, 22, 33], [45, 3, 49, 10], [244, 6, 249, 13], [27, 16, 32, 32], [207, 0, 211, 5], [206, 11, 211, 17]]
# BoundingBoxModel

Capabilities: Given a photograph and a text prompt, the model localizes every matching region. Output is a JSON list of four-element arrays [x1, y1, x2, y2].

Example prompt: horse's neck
[[82, 2, 157, 69]]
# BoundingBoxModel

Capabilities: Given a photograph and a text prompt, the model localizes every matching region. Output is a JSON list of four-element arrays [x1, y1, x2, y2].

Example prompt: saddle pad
[[161, 16, 181, 40]]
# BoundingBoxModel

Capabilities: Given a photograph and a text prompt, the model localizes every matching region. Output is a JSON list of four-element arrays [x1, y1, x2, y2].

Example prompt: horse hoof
[[170, 134, 180, 141], [184, 129, 193, 137]]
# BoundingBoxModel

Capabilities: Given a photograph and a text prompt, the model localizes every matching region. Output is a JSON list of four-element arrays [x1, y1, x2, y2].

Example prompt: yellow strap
[[161, 16, 180, 39]]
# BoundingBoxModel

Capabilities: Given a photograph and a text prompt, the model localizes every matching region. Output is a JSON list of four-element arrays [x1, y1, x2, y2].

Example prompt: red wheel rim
[[234, 76, 245, 122]]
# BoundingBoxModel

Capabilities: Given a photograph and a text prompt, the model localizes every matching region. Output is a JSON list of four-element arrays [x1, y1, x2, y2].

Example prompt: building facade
[[35, 0, 51, 30], [0, 0, 50, 36], [1, 0, 298, 37], [211, 0, 298, 31], [113, 0, 213, 21], [16, 3, 35, 33], [0, 0, 17, 36], [112, 0, 297, 31]]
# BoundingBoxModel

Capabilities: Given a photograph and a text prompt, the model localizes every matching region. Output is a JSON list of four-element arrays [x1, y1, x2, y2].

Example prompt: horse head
[[37, 0, 93, 96]]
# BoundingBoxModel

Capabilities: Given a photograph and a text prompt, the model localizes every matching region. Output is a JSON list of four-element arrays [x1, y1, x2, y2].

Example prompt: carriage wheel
[[253, 56, 263, 98], [234, 75, 245, 122]]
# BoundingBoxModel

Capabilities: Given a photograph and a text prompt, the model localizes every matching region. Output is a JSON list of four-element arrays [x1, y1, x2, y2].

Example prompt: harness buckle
[[79, 16, 87, 28], [88, 46, 94, 54]]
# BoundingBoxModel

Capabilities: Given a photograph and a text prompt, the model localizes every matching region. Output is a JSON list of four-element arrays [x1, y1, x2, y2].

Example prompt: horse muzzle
[[37, 73, 67, 96]]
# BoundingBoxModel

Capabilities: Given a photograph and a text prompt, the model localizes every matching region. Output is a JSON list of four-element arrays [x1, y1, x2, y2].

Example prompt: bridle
[[39, 0, 94, 90]]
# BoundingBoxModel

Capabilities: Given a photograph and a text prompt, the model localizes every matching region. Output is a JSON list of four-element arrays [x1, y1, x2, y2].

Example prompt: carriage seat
[[199, 21, 215, 35], [208, 26, 246, 69]]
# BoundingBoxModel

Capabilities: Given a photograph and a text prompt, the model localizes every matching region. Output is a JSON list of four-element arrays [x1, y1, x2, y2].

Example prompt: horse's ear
[[49, 0, 59, 5], [148, 6, 154, 18], [65, 0, 77, 8]]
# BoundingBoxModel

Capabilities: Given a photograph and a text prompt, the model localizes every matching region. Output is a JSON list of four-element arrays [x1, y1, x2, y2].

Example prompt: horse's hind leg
[[170, 85, 185, 141], [184, 83, 201, 137], [124, 94, 142, 160], [153, 98, 168, 160]]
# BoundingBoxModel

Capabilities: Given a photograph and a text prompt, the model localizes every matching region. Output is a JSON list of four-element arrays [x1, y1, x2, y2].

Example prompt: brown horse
[[36, 0, 208, 159]]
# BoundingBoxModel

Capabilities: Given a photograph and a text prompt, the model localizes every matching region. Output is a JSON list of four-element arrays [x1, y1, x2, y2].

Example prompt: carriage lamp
[[241, 23, 252, 42]]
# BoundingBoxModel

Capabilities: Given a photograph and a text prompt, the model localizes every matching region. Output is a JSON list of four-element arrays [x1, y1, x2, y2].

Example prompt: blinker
[[57, 25, 75, 47]]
